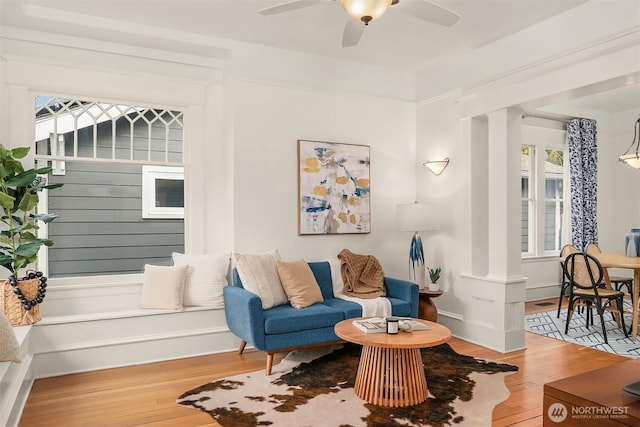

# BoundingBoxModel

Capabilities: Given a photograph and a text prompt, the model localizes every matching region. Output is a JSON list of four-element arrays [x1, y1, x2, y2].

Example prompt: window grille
[[34, 96, 183, 165]]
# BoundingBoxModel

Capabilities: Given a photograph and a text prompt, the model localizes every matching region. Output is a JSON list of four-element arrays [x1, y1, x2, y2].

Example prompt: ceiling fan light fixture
[[340, 0, 392, 25]]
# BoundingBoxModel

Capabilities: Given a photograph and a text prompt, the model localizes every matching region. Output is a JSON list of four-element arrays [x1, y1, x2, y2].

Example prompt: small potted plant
[[427, 266, 441, 292], [0, 145, 62, 326]]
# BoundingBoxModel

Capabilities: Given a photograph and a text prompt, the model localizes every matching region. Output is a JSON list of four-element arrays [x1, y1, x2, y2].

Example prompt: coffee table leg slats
[[354, 345, 428, 407]]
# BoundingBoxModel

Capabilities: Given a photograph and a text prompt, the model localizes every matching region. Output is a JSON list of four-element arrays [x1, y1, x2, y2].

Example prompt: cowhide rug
[[177, 343, 518, 427]]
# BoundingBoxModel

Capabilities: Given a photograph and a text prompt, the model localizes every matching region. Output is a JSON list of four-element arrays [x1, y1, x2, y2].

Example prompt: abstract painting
[[298, 140, 370, 235]]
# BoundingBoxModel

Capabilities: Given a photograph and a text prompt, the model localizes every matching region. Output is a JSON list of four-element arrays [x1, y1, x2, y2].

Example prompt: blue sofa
[[223, 260, 419, 374]]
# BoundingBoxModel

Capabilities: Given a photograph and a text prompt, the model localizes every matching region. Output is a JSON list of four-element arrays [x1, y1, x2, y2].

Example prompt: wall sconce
[[423, 158, 449, 176], [619, 116, 640, 169]]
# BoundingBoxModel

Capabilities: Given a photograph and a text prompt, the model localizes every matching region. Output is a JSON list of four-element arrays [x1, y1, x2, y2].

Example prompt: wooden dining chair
[[585, 243, 634, 296], [557, 244, 578, 318], [563, 252, 628, 344]]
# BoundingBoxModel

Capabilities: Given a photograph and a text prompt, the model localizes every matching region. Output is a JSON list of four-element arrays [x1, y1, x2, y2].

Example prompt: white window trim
[[522, 124, 567, 259], [142, 165, 185, 219], [522, 145, 535, 257], [6, 54, 222, 284]]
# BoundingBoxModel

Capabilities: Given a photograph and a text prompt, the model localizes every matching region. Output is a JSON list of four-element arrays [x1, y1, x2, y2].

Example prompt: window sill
[[522, 255, 559, 262]]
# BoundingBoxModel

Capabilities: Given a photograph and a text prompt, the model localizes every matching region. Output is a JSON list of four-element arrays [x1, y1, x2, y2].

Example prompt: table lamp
[[397, 202, 438, 287]]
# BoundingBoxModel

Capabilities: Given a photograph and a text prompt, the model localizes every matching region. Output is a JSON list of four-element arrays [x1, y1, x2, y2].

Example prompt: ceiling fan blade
[[259, 0, 326, 16], [342, 19, 365, 47], [393, 0, 460, 27]]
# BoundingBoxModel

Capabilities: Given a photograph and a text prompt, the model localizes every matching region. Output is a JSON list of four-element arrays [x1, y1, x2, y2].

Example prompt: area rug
[[525, 302, 640, 358], [177, 343, 518, 427]]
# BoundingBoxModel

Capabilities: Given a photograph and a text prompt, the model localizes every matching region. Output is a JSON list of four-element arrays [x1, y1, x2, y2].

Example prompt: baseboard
[[438, 314, 526, 353], [526, 284, 561, 301]]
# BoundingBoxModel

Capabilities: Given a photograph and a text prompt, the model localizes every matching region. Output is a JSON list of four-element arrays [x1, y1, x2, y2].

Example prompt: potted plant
[[427, 266, 441, 292], [0, 145, 62, 325]]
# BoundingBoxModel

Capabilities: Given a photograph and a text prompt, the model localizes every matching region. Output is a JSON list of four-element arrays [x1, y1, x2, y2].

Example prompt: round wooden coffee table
[[334, 317, 451, 407]]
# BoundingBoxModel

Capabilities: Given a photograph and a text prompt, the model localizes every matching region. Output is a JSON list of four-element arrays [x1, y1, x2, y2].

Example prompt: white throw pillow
[[328, 257, 344, 297], [140, 264, 188, 310], [0, 311, 20, 363], [172, 252, 230, 307], [234, 250, 288, 309]]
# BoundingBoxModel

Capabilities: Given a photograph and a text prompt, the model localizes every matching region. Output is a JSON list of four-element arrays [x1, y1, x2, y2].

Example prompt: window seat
[[37, 305, 216, 325]]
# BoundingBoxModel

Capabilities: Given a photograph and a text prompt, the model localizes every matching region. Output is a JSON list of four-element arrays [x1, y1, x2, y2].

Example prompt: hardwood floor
[[19, 298, 630, 427]]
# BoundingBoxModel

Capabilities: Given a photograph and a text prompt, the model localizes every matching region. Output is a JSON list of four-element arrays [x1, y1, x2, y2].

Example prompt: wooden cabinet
[[543, 359, 640, 426]]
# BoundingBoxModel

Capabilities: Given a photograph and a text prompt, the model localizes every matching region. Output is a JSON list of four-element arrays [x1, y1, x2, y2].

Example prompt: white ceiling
[[1, 0, 638, 112], [2, 0, 587, 70], [546, 84, 640, 114]]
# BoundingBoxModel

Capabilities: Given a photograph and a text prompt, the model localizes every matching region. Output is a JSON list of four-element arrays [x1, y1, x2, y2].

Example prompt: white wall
[[230, 79, 416, 279], [415, 96, 466, 291]]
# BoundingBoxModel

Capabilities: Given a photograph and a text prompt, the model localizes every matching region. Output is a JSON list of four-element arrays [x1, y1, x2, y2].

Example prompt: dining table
[[593, 252, 640, 341]]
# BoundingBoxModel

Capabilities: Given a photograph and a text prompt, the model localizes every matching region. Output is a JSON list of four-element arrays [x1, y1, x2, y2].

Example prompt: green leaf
[[17, 192, 38, 212], [4, 215, 23, 225], [20, 223, 37, 232], [9, 222, 30, 234], [14, 257, 29, 271], [5, 170, 36, 188], [0, 235, 12, 246], [31, 213, 59, 223], [20, 231, 36, 240], [44, 183, 64, 190], [0, 192, 15, 210], [5, 160, 24, 175], [0, 255, 13, 266], [15, 241, 42, 258], [34, 166, 53, 175], [10, 147, 30, 159]]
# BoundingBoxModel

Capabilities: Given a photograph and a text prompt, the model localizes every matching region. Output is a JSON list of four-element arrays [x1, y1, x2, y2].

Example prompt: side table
[[418, 289, 443, 322]]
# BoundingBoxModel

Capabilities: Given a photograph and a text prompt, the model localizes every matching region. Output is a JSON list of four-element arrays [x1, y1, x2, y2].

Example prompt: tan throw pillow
[[172, 252, 230, 307], [0, 310, 20, 363], [276, 259, 324, 309], [234, 250, 288, 309], [140, 264, 188, 310]]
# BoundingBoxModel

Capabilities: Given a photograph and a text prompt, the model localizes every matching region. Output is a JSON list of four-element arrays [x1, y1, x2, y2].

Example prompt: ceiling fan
[[259, 0, 460, 47]]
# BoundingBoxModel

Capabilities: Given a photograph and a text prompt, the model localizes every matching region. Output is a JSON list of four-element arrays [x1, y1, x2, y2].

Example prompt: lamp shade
[[619, 116, 640, 169], [620, 153, 640, 169], [397, 203, 438, 232], [423, 158, 449, 176], [340, 0, 392, 24]]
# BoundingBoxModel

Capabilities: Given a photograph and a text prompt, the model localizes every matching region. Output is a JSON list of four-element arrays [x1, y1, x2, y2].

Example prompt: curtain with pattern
[[567, 118, 598, 251]]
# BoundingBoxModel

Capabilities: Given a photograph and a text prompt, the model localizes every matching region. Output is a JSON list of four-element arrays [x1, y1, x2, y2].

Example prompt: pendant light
[[619, 116, 640, 169]]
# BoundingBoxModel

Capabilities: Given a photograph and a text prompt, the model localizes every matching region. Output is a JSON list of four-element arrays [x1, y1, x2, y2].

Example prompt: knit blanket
[[338, 249, 385, 299], [328, 258, 391, 317]]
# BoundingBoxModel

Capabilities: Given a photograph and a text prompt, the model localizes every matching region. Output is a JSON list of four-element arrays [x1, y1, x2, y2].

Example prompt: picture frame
[[298, 139, 370, 235]]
